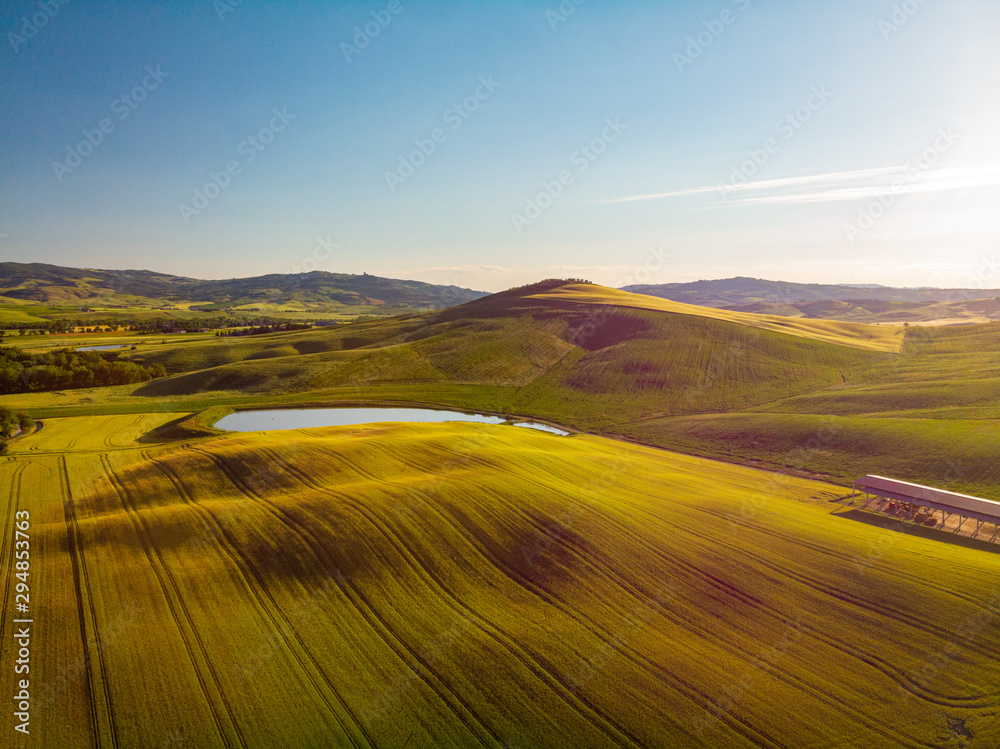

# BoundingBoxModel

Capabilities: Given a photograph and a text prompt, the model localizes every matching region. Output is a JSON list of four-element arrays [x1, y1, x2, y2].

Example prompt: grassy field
[[3, 415, 998, 747], [3, 283, 998, 496], [525, 283, 905, 352]]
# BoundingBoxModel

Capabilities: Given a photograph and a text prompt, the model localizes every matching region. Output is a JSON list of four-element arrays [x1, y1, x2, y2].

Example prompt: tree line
[[0, 347, 167, 394], [214, 323, 313, 337], [1, 315, 323, 334]]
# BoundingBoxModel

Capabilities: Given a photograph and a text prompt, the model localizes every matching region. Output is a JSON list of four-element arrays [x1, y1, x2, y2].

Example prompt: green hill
[[625, 277, 1000, 321], [129, 282, 883, 418], [0, 262, 487, 310], [5, 280, 999, 497], [4, 416, 998, 748]]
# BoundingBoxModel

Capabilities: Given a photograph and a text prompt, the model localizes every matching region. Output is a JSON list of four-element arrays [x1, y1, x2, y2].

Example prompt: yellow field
[[528, 284, 905, 352], [2, 415, 998, 747]]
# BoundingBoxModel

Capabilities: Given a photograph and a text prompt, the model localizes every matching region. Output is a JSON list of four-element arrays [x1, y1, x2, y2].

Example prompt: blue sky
[[1, 0, 998, 292]]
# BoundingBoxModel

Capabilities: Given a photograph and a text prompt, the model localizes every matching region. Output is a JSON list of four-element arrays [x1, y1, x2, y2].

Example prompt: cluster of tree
[[214, 323, 313, 337], [0, 406, 34, 453], [506, 278, 593, 292], [0, 406, 32, 438], [0, 347, 167, 394]]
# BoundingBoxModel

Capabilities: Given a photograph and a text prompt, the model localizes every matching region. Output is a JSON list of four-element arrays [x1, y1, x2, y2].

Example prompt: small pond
[[76, 344, 128, 352], [214, 407, 569, 436]]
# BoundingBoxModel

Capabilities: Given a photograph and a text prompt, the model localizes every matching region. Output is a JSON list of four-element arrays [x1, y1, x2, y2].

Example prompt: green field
[[2, 280, 998, 747], [4, 281, 995, 493], [3, 415, 998, 747]]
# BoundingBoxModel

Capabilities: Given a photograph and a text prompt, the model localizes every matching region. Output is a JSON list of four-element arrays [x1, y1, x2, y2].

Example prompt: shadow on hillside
[[138, 413, 223, 443], [834, 508, 1000, 555]]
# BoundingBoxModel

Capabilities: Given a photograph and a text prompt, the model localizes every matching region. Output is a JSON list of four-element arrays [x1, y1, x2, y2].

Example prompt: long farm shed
[[852, 474, 1000, 543]]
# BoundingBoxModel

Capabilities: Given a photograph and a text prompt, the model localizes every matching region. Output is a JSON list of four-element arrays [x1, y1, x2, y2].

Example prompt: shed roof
[[854, 475, 1000, 523]]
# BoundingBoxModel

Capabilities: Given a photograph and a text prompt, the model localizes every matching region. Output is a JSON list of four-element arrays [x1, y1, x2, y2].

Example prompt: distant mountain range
[[623, 277, 1000, 308], [0, 262, 488, 310]]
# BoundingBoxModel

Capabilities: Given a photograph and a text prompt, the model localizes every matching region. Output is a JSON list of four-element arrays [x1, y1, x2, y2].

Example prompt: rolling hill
[[624, 277, 1000, 320], [3, 415, 998, 747], [4, 279, 998, 495], [0, 262, 487, 310]]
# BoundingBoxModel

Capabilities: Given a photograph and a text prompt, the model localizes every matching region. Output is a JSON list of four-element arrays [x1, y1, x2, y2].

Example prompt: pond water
[[214, 407, 569, 436], [76, 344, 128, 352]]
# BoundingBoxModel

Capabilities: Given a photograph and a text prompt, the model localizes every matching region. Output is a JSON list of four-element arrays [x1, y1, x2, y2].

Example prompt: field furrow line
[[145, 451, 372, 749], [0, 461, 28, 650], [405, 479, 801, 749], [480, 449, 1000, 708], [345, 444, 800, 744], [467, 481, 931, 748], [579, 489, 1000, 708], [688, 505, 1000, 671], [99, 454, 245, 749], [557, 451, 999, 660], [189, 446, 500, 749], [696, 502, 991, 610], [256, 445, 648, 749], [65, 417, 110, 451], [60, 456, 117, 749], [441, 449, 987, 720]]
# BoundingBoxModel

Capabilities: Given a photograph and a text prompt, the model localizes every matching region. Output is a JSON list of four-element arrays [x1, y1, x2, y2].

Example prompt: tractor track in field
[[499, 450, 997, 714], [188, 445, 503, 749], [533, 452, 997, 646], [0, 462, 29, 660], [68, 416, 110, 451], [99, 453, 245, 749], [549, 479, 998, 713], [60, 456, 118, 749], [385, 442, 962, 742], [379, 447, 924, 749], [370, 477, 788, 749], [463, 481, 936, 749], [540, 449, 997, 594], [537, 464, 1000, 707], [517, 451, 1000, 674], [144, 451, 373, 749], [252, 444, 649, 749], [691, 505, 1000, 663], [298, 443, 786, 744]]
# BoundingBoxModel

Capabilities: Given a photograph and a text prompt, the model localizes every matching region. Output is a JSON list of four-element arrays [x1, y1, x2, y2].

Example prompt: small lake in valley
[[214, 407, 570, 435], [76, 344, 129, 351]]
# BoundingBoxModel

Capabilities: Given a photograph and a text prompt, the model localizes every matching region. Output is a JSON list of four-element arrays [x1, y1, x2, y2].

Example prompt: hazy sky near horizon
[[1, 0, 998, 292]]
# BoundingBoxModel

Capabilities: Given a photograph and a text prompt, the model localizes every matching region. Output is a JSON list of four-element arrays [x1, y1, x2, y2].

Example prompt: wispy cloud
[[598, 163, 1000, 208], [545, 264, 643, 273], [419, 265, 508, 274]]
